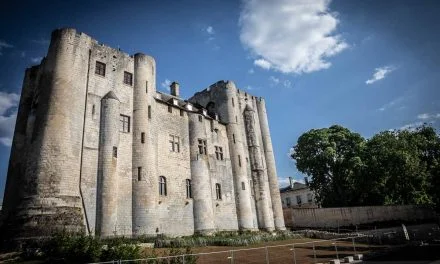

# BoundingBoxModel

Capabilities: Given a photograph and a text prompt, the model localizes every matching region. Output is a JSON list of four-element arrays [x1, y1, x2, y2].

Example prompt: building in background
[[0, 28, 286, 239], [280, 177, 318, 208]]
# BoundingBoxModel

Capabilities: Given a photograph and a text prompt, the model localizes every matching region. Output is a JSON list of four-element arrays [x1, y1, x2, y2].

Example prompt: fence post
[[352, 237, 357, 254], [313, 242, 317, 264], [265, 246, 270, 264], [334, 241, 339, 260], [292, 244, 297, 264]]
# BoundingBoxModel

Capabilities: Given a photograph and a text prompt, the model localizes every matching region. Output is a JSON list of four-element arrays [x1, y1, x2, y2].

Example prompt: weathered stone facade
[[1, 28, 285, 238]]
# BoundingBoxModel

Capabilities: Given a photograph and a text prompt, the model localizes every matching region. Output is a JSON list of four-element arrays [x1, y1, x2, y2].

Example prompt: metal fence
[[89, 235, 372, 264]]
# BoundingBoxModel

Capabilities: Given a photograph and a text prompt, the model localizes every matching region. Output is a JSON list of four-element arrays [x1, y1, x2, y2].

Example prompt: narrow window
[[296, 195, 302, 205], [186, 179, 192, 199], [198, 139, 207, 155], [95, 61, 106, 76], [198, 115, 203, 122], [169, 135, 180, 152], [235, 116, 238, 123], [92, 104, 95, 115], [250, 180, 255, 195], [120, 115, 130, 133], [138, 167, 142, 181], [241, 181, 245, 190], [123, 71, 133, 85], [233, 134, 236, 144], [141, 132, 145, 144], [232, 97, 235, 107], [113, 146, 117, 158], [307, 193, 313, 203], [215, 183, 222, 200], [238, 155, 241, 167], [146, 81, 148, 93], [148, 105, 152, 119], [180, 109, 184, 116], [159, 176, 167, 196], [215, 146, 224, 160], [286, 197, 291, 207], [168, 105, 172, 113]]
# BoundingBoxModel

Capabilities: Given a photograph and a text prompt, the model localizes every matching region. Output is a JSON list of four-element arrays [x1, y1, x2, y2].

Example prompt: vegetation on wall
[[291, 125, 440, 211]]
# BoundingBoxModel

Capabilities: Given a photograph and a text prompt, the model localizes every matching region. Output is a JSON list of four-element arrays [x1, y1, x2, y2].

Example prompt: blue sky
[[0, 0, 439, 198]]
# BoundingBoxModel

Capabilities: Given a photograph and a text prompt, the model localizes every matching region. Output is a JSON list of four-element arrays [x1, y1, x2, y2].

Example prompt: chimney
[[170, 81, 180, 97], [289, 177, 294, 189]]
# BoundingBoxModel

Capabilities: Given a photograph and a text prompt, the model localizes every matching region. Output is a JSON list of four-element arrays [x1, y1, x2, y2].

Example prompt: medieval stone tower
[[1, 28, 285, 238]]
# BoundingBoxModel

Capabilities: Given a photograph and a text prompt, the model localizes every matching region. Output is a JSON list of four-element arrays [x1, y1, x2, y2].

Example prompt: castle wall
[[2, 28, 284, 239], [81, 42, 134, 236]]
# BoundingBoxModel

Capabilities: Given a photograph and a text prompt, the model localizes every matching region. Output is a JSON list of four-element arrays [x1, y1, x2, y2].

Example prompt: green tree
[[291, 125, 366, 207]]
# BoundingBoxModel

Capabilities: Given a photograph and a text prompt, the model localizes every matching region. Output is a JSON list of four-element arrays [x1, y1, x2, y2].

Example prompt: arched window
[[215, 183, 222, 200], [186, 179, 192, 199], [159, 176, 167, 196]]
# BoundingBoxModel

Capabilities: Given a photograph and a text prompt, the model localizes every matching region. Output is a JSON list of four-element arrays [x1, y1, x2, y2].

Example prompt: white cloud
[[0, 92, 20, 147], [0, 40, 13, 56], [206, 26, 215, 35], [377, 96, 404, 112], [417, 113, 440, 120], [248, 68, 254, 74], [245, 85, 253, 90], [269, 76, 280, 86], [21, 51, 26, 58], [161, 79, 172, 91], [254, 59, 271, 70], [239, 0, 348, 74], [283, 80, 292, 88], [366, 66, 396, 85], [399, 121, 426, 131], [31, 57, 42, 63]]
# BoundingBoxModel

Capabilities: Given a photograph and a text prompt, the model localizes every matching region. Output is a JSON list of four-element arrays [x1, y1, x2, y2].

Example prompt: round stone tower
[[256, 98, 286, 230], [132, 53, 158, 235], [96, 91, 120, 237], [244, 103, 274, 231], [189, 113, 215, 234], [223, 81, 255, 231]]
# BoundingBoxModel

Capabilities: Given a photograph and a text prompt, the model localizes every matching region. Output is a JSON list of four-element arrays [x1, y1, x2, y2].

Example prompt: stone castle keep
[[1, 28, 285, 238]]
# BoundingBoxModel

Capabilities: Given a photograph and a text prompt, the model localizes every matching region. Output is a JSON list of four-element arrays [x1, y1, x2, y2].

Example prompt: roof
[[280, 182, 308, 193]]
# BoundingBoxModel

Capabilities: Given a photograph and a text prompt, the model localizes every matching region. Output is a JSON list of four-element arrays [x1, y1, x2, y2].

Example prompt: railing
[[89, 234, 374, 264]]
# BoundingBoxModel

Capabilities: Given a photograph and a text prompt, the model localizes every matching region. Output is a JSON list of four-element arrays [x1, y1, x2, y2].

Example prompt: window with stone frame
[[215, 146, 224, 160], [169, 135, 180, 152], [307, 193, 313, 203], [186, 179, 192, 199], [159, 176, 167, 196], [95, 61, 106, 76], [296, 195, 302, 205], [123, 71, 133, 85], [198, 139, 207, 155], [215, 183, 222, 200], [120, 114, 130, 133], [286, 197, 291, 207]]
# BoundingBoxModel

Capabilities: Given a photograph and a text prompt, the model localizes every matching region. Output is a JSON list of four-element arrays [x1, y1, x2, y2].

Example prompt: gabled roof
[[280, 182, 308, 193]]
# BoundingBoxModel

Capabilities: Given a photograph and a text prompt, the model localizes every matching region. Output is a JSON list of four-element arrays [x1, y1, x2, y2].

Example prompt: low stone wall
[[284, 205, 437, 228]]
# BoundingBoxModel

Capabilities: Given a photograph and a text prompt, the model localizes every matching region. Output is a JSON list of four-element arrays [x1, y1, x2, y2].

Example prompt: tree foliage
[[291, 125, 440, 210]]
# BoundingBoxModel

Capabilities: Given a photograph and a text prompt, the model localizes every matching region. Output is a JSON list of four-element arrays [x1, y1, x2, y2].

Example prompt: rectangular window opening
[[146, 81, 148, 93], [137, 167, 142, 181], [198, 139, 207, 155], [198, 115, 203, 122], [238, 155, 242, 167], [169, 135, 180, 152], [123, 71, 133, 85], [120, 114, 130, 133], [95, 61, 106, 76], [233, 134, 236, 144], [92, 104, 95, 115], [216, 183, 222, 200], [113, 146, 117, 158], [141, 132, 145, 144], [232, 97, 235, 107], [168, 105, 172, 113], [148, 105, 152, 119], [241, 181, 245, 190]]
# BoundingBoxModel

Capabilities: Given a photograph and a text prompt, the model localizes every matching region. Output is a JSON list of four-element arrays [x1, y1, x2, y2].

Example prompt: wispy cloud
[[0, 40, 13, 56], [31, 57, 42, 63], [378, 96, 404, 112], [417, 112, 440, 120], [240, 0, 348, 74], [20, 51, 26, 58], [269, 76, 292, 88], [248, 68, 254, 74], [31, 38, 50, 45], [0, 91, 20, 147], [366, 65, 396, 85], [161, 79, 171, 91], [269, 76, 280, 86], [206, 26, 215, 35]]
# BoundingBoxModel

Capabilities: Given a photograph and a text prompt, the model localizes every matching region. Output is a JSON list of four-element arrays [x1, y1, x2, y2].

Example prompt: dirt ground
[[145, 238, 388, 264]]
